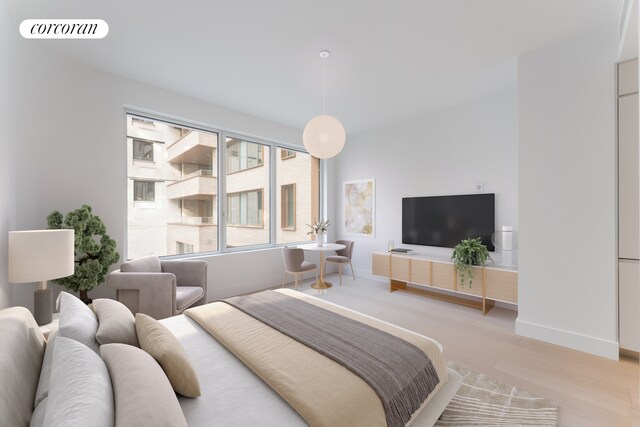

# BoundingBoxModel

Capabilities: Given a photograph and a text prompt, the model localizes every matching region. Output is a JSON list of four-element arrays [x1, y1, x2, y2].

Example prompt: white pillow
[[57, 292, 99, 353], [43, 337, 114, 427], [34, 330, 58, 407], [29, 398, 47, 427]]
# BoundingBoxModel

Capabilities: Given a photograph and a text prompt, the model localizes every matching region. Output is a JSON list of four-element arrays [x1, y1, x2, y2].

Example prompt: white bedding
[[161, 300, 462, 427], [161, 314, 306, 426]]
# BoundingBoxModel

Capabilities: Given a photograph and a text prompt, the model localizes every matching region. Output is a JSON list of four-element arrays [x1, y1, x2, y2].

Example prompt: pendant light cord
[[322, 54, 326, 114]]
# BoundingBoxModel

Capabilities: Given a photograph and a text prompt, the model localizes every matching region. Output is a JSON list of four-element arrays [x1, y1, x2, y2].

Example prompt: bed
[[0, 289, 461, 427]]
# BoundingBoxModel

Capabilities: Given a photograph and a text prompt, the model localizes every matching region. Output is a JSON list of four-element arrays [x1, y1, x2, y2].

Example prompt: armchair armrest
[[106, 270, 177, 319], [161, 260, 208, 306]]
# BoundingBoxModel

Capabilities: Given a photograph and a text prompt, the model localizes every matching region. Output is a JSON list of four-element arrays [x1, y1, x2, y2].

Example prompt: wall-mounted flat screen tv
[[402, 193, 495, 251]]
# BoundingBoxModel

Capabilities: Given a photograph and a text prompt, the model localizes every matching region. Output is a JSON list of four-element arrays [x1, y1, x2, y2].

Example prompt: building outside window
[[133, 139, 154, 161], [126, 113, 318, 258], [281, 184, 295, 230], [276, 148, 319, 244], [127, 114, 218, 258], [133, 180, 155, 201]]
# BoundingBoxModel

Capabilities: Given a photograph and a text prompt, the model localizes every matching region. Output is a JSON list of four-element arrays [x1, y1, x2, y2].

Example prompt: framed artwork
[[343, 178, 375, 237]]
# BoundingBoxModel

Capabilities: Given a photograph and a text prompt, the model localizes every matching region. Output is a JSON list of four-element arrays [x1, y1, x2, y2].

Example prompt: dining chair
[[282, 247, 317, 290], [324, 240, 355, 286]]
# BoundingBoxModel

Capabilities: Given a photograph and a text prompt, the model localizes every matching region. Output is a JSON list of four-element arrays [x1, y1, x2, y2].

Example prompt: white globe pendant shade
[[303, 114, 346, 159]]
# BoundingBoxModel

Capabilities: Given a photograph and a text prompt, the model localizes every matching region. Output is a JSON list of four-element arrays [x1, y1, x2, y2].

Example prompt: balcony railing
[[166, 175, 216, 200], [183, 169, 213, 180], [170, 216, 215, 226]]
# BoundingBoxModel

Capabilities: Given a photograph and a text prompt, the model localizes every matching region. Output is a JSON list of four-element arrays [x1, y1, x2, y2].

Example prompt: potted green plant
[[452, 237, 492, 287], [306, 219, 330, 247], [47, 205, 120, 304]]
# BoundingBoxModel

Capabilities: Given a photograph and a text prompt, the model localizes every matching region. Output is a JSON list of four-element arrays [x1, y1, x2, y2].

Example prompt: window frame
[[226, 188, 265, 228], [124, 109, 322, 259], [133, 179, 156, 202], [280, 183, 296, 231], [132, 138, 155, 162], [226, 139, 265, 175]]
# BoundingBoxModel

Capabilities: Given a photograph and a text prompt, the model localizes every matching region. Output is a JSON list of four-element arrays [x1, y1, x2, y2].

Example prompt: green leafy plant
[[306, 219, 330, 235], [47, 205, 120, 303], [452, 237, 492, 287]]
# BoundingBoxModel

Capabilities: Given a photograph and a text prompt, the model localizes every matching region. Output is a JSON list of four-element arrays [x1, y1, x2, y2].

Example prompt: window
[[132, 117, 155, 129], [280, 149, 296, 160], [281, 184, 295, 230], [228, 189, 263, 226], [126, 112, 319, 258], [133, 139, 154, 161], [127, 114, 218, 259], [276, 148, 319, 244], [227, 139, 263, 173], [133, 180, 155, 202]]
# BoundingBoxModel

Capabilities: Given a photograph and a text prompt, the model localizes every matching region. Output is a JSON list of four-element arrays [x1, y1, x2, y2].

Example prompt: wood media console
[[372, 251, 518, 315]]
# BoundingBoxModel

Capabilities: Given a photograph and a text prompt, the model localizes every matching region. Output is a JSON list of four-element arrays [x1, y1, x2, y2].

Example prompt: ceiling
[[4, 0, 622, 135]]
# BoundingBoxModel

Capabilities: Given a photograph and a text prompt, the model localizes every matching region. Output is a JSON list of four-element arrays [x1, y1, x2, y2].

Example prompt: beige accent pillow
[[101, 343, 188, 427], [135, 313, 201, 397], [94, 299, 139, 347]]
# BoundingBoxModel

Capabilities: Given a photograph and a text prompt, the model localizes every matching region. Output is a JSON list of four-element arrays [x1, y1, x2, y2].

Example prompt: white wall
[[0, 2, 18, 309], [7, 32, 308, 309], [335, 89, 518, 277], [517, 25, 618, 359]]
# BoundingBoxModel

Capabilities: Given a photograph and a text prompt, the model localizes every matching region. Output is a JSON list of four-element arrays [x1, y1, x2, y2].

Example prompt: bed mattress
[[161, 293, 461, 426]]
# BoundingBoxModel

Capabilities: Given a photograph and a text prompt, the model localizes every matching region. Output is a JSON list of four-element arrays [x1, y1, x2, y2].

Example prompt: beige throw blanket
[[185, 290, 447, 427]]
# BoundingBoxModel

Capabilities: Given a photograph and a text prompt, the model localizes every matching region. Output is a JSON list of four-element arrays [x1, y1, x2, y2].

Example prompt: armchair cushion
[[176, 287, 204, 311], [121, 256, 162, 273]]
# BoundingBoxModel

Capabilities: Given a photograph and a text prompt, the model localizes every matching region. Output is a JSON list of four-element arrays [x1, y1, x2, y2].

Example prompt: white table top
[[297, 243, 345, 252]]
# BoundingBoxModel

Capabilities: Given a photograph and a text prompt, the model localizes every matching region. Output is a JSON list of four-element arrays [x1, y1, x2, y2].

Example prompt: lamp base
[[34, 288, 52, 326]]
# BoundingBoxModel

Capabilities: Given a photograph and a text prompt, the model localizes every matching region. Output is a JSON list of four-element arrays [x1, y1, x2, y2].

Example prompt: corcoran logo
[[19, 19, 109, 39]]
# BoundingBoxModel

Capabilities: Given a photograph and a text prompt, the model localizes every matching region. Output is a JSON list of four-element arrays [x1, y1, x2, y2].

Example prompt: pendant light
[[303, 50, 346, 159]]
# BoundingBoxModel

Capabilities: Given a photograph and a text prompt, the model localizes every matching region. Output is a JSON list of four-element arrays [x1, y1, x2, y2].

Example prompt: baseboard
[[515, 317, 619, 360]]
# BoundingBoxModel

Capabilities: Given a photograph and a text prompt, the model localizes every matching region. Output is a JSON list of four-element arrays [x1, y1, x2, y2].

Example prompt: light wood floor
[[297, 274, 640, 427]]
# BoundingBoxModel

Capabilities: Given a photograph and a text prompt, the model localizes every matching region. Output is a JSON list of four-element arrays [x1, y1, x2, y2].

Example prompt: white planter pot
[[316, 233, 324, 247]]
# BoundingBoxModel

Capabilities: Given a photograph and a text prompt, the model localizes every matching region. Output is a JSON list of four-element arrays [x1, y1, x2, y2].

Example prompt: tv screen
[[402, 194, 495, 251]]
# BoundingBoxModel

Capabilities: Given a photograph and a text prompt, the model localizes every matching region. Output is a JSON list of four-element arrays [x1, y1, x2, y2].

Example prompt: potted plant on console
[[452, 237, 492, 287], [47, 205, 120, 304]]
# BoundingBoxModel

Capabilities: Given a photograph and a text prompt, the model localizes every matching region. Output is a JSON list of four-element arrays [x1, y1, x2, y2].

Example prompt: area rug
[[435, 363, 559, 426]]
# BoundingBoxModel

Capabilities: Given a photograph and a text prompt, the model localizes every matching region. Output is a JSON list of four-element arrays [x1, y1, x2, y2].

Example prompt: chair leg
[[282, 271, 287, 288], [339, 264, 343, 286], [350, 261, 356, 280], [294, 274, 299, 290]]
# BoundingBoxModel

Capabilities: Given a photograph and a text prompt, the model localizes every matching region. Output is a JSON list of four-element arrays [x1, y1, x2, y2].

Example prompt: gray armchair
[[106, 256, 207, 320]]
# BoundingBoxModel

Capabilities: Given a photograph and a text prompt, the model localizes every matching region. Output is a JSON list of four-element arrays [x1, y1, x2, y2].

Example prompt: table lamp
[[9, 230, 75, 325]]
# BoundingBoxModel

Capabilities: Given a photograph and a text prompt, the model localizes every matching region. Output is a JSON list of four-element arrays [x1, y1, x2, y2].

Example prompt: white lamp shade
[[303, 114, 346, 159], [9, 230, 75, 283]]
